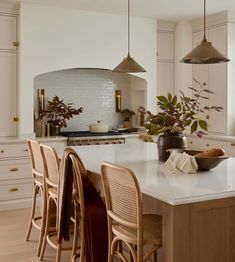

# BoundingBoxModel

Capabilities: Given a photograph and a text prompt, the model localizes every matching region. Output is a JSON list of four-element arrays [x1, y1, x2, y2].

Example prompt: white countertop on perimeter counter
[[72, 140, 235, 206]]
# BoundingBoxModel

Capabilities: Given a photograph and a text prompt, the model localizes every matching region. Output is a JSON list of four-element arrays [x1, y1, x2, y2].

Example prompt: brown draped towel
[[57, 148, 108, 262]]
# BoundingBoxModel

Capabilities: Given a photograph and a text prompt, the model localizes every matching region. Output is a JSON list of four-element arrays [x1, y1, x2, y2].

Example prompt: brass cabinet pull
[[9, 168, 18, 172], [9, 187, 19, 192], [0, 150, 4, 153], [190, 141, 193, 144], [231, 143, 235, 146], [13, 41, 19, 47], [23, 149, 28, 152], [206, 144, 210, 146]]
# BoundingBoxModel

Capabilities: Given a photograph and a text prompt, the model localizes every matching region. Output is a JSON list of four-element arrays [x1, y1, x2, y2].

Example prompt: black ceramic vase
[[50, 125, 60, 136], [157, 131, 187, 162]]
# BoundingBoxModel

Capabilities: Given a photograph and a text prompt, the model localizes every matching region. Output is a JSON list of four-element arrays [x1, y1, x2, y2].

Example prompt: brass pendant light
[[113, 0, 146, 73], [180, 0, 230, 64]]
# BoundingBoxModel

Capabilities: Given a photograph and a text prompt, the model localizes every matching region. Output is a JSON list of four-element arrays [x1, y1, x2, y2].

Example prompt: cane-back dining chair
[[25, 139, 46, 257], [69, 153, 86, 262], [101, 161, 162, 262], [39, 144, 63, 262]]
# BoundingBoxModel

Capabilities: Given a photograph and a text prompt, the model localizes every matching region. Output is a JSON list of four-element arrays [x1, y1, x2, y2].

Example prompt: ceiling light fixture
[[180, 0, 230, 64], [113, 0, 146, 73]]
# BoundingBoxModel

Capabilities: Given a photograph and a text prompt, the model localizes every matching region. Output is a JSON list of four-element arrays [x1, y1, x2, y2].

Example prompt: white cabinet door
[[0, 52, 17, 136], [208, 25, 227, 55], [0, 15, 17, 51], [157, 62, 174, 96], [157, 32, 174, 61], [192, 25, 228, 135]]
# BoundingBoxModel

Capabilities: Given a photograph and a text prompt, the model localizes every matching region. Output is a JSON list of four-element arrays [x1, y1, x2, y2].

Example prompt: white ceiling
[[2, 0, 235, 21]]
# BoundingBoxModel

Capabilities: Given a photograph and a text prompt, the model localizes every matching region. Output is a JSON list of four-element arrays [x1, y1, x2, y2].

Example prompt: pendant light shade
[[113, 0, 146, 73], [180, 0, 229, 64]]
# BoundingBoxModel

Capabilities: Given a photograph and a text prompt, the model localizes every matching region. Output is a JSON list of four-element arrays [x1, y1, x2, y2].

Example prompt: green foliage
[[139, 79, 223, 137], [43, 96, 83, 128]]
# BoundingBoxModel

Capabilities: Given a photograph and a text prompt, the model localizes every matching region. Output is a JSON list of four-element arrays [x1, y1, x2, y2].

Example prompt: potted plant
[[139, 79, 223, 162], [43, 96, 83, 136]]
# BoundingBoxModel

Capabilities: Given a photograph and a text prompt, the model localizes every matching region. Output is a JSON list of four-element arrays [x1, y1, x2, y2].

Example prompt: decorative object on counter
[[167, 148, 229, 171], [89, 121, 109, 133], [113, 0, 146, 73], [180, 0, 229, 64], [34, 88, 47, 137], [37, 89, 45, 119], [162, 150, 198, 174], [115, 90, 121, 112], [139, 78, 223, 162], [120, 108, 135, 128], [43, 96, 83, 136]]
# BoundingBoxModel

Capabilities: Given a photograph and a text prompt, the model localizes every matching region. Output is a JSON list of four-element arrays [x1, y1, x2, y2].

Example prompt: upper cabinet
[[157, 32, 174, 61], [156, 21, 175, 97], [0, 15, 17, 50], [0, 13, 18, 137], [192, 11, 235, 135]]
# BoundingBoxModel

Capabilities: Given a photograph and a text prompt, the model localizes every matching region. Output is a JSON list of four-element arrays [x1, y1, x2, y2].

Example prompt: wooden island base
[[143, 194, 235, 262]]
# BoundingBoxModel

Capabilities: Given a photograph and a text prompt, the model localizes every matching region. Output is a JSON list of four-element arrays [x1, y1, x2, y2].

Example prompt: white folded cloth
[[161, 151, 198, 174]]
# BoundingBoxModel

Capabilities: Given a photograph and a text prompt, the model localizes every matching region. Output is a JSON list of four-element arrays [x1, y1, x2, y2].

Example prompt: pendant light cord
[[203, 0, 207, 42], [128, 0, 130, 57]]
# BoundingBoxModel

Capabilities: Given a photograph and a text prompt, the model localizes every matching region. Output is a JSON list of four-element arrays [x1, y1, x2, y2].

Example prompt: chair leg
[[40, 196, 52, 261], [25, 183, 38, 241], [153, 250, 158, 262], [56, 243, 62, 262], [37, 186, 46, 257]]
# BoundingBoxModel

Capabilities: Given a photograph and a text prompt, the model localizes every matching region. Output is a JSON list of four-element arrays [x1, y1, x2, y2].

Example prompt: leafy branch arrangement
[[43, 96, 83, 128], [139, 79, 223, 137]]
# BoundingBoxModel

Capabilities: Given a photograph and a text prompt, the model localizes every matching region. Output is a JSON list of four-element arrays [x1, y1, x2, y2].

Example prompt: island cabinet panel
[[161, 197, 235, 262]]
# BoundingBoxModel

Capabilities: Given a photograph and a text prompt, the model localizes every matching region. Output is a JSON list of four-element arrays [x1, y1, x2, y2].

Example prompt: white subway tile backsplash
[[34, 69, 132, 131]]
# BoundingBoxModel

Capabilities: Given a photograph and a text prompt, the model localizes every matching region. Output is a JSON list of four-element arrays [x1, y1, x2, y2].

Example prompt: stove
[[60, 131, 126, 146]]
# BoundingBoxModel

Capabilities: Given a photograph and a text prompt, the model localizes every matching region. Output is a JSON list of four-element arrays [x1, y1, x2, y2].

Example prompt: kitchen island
[[73, 141, 235, 262]]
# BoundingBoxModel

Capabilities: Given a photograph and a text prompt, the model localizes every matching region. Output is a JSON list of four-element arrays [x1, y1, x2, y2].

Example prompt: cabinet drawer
[[0, 143, 29, 158], [0, 180, 32, 201], [187, 137, 223, 150], [0, 161, 31, 181]]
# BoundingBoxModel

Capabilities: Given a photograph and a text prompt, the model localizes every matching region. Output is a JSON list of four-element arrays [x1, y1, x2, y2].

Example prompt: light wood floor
[[0, 208, 72, 262]]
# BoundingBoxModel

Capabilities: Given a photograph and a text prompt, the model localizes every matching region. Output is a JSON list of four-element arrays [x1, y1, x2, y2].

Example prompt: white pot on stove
[[89, 121, 109, 133]]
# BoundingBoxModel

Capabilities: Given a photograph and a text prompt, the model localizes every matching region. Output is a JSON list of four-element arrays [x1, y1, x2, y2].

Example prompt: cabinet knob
[[9, 187, 19, 192], [0, 150, 4, 153], [206, 144, 210, 146], [23, 149, 28, 152], [13, 41, 19, 47], [231, 143, 235, 146], [9, 168, 18, 172]]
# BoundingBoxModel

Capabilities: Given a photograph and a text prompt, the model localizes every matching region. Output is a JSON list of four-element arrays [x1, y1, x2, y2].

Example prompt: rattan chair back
[[101, 161, 143, 261], [40, 144, 60, 188], [27, 139, 43, 178], [69, 153, 85, 261]]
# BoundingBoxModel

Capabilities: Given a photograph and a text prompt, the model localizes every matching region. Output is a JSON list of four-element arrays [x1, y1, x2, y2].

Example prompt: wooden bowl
[[167, 149, 229, 171]]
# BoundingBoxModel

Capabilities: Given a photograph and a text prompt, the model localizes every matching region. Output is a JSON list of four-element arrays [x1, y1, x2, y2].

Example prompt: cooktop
[[60, 131, 123, 137]]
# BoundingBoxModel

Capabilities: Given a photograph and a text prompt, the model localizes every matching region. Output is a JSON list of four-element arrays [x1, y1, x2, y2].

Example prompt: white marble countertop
[[72, 141, 235, 206], [0, 136, 67, 144]]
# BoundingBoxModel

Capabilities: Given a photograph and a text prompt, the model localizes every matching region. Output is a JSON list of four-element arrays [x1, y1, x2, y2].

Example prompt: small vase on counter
[[50, 124, 61, 136], [157, 131, 187, 162]]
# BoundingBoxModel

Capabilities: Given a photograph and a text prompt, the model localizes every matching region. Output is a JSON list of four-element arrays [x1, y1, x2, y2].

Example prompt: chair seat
[[113, 214, 162, 246]]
